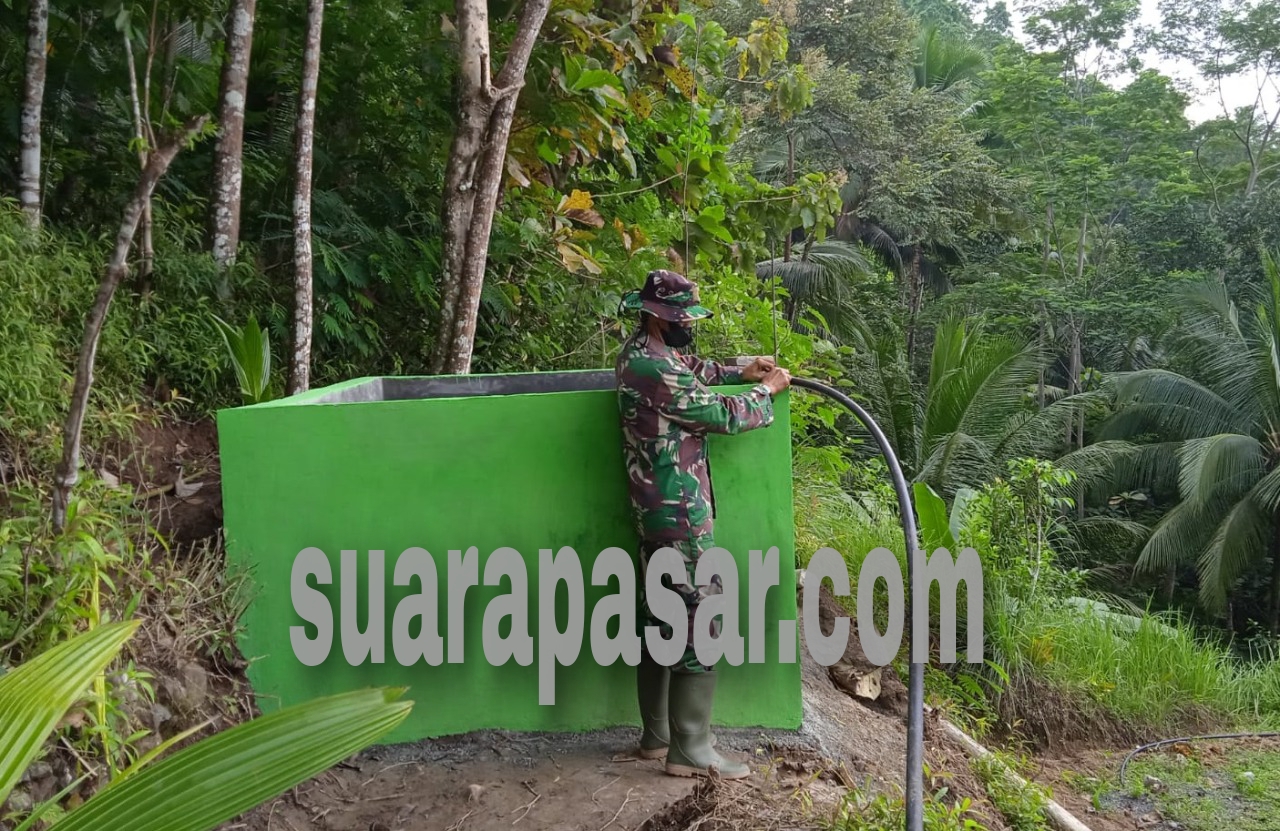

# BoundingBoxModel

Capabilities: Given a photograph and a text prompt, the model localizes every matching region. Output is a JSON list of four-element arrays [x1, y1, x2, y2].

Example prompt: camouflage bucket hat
[[619, 269, 714, 323]]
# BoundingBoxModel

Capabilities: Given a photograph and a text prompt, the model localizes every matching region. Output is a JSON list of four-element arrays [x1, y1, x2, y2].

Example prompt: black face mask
[[661, 321, 694, 348]]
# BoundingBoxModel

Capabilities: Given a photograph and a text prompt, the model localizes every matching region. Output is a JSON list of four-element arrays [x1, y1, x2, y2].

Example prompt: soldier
[[614, 269, 791, 779]]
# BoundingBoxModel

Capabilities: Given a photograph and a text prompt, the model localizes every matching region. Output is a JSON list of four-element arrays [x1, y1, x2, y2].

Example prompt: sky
[[983, 0, 1276, 125], [1130, 0, 1270, 123]]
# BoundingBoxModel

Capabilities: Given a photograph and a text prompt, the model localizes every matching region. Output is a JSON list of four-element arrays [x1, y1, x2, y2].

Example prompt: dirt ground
[[96, 412, 224, 547], [216, 586, 1017, 831], [219, 583, 902, 831], [225, 730, 857, 831]]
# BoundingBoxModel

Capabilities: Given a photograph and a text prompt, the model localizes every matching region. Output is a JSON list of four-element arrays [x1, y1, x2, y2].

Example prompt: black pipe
[[789, 377, 925, 831], [1119, 731, 1280, 786]]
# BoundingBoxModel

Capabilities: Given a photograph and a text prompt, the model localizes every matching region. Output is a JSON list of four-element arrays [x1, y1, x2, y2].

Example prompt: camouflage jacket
[[615, 331, 775, 544]]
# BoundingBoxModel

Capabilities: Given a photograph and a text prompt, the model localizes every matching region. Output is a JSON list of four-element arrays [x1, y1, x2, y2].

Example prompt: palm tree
[[1088, 250, 1280, 631], [912, 24, 990, 113], [847, 315, 1079, 498], [755, 239, 878, 343]]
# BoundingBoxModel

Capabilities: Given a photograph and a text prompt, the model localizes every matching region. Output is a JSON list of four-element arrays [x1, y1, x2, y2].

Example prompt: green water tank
[[217, 367, 801, 743]]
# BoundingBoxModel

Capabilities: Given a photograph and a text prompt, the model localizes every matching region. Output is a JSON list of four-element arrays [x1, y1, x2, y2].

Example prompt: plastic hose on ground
[[1119, 731, 1280, 786], [789, 377, 926, 831]]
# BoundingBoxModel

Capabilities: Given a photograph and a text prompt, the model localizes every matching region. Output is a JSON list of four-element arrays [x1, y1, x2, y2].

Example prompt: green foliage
[[919, 454, 1280, 733], [972, 552, 1280, 731], [2, 0, 1280, 762], [0, 622, 138, 808], [212, 314, 276, 405], [913, 481, 961, 552], [913, 24, 989, 95], [827, 765, 990, 830], [1122, 746, 1280, 831], [960, 459, 1081, 603], [0, 476, 170, 778], [970, 751, 1051, 831], [0, 478, 154, 662], [0, 207, 145, 468], [0, 622, 412, 831], [843, 315, 1078, 498], [1084, 249, 1280, 622]]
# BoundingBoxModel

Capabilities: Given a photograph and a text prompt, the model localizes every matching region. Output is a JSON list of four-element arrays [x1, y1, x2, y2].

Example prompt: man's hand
[[740, 356, 777, 382], [761, 367, 791, 395]]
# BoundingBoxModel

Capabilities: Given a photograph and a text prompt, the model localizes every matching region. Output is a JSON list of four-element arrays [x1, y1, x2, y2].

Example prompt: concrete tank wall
[[216, 368, 801, 743]]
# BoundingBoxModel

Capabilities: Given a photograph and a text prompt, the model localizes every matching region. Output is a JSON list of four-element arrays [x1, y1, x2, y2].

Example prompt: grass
[[825, 777, 997, 831], [793, 447, 908, 630], [1120, 745, 1280, 831], [793, 450, 908, 579], [969, 751, 1051, 831], [986, 598, 1280, 731]]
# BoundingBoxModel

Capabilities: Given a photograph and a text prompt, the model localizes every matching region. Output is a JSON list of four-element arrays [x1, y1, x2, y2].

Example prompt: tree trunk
[[1075, 318, 1086, 519], [429, 0, 491, 375], [123, 30, 155, 289], [161, 16, 178, 115], [783, 132, 795, 263], [1038, 204, 1052, 411], [18, 0, 49, 229], [1076, 398, 1085, 519], [211, 0, 257, 284], [288, 0, 324, 396], [1037, 317, 1046, 410], [1075, 213, 1087, 285], [1065, 320, 1081, 448], [905, 245, 924, 366], [429, 0, 552, 375], [1270, 516, 1280, 636], [52, 115, 210, 532], [1064, 210, 1088, 448]]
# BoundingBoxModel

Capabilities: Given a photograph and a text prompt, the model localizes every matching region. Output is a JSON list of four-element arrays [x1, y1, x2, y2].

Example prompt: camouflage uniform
[[615, 324, 774, 673]]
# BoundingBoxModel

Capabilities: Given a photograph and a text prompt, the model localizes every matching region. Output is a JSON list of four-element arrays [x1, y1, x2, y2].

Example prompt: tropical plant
[[754, 239, 878, 341], [913, 480, 978, 554], [913, 24, 990, 109], [1087, 249, 1280, 631], [0, 620, 412, 830], [848, 315, 1078, 498], [212, 314, 275, 405]]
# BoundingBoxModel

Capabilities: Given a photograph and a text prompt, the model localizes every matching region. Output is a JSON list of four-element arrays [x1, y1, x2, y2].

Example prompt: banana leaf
[[912, 481, 958, 552]]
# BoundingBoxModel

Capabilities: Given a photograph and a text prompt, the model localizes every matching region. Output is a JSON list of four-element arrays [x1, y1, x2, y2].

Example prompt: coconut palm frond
[[843, 318, 919, 469], [1103, 370, 1248, 440], [838, 217, 905, 273], [757, 240, 878, 343], [913, 25, 990, 94], [1066, 515, 1151, 554], [755, 240, 876, 288], [921, 317, 1042, 451], [751, 139, 793, 183], [1175, 433, 1266, 509], [1195, 496, 1271, 613], [1135, 498, 1220, 577], [916, 430, 995, 496]]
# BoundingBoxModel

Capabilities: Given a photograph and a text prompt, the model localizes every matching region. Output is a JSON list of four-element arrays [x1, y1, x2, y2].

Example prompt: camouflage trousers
[[636, 535, 722, 674]]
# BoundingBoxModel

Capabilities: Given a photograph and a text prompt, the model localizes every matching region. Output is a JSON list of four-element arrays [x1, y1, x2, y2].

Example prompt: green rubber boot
[[664, 671, 750, 779], [636, 654, 670, 759], [636, 656, 717, 759]]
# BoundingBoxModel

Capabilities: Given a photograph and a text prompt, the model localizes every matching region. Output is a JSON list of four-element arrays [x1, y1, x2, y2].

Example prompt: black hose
[[789, 377, 926, 831], [1118, 731, 1280, 786]]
